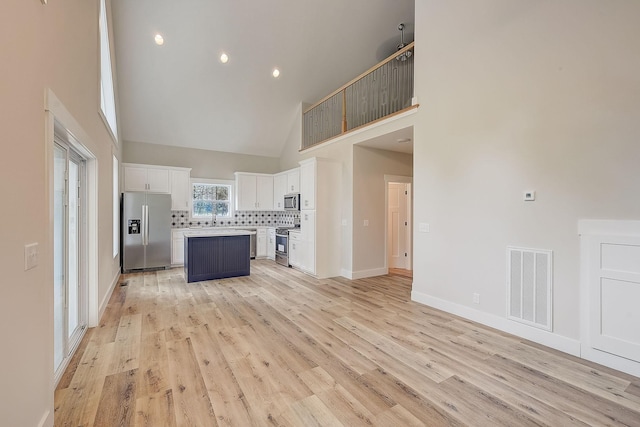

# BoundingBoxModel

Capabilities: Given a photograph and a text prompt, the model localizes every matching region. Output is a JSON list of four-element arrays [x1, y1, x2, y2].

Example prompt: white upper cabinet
[[299, 160, 316, 210], [235, 173, 274, 211], [256, 175, 274, 211], [170, 169, 191, 210], [273, 173, 287, 210], [287, 168, 300, 193], [123, 164, 191, 211], [273, 167, 299, 211], [123, 164, 170, 193]]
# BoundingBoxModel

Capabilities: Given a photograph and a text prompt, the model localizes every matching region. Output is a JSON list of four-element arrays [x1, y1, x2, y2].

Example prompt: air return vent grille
[[507, 247, 553, 331]]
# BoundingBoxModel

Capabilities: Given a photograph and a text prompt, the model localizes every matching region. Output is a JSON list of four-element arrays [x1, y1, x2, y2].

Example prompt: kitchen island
[[183, 229, 252, 283]]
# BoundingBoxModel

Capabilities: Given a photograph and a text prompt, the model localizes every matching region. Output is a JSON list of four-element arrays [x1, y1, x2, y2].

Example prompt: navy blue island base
[[184, 233, 251, 283]]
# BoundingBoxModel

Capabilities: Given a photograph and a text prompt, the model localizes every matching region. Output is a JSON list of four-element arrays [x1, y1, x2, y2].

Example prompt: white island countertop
[[183, 229, 255, 238]]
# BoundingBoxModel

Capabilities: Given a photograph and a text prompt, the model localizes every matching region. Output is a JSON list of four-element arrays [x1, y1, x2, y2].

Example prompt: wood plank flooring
[[54, 261, 640, 426]]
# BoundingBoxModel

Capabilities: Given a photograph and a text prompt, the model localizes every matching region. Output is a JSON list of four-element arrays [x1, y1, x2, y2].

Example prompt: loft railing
[[302, 42, 415, 150]]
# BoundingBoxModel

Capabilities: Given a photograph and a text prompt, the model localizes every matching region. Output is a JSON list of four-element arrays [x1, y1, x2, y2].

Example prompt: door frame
[[384, 175, 413, 271], [46, 89, 98, 386]]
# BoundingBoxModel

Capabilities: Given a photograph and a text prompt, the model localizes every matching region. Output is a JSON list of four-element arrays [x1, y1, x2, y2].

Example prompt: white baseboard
[[98, 269, 120, 324], [411, 290, 581, 357], [581, 345, 640, 377], [38, 409, 52, 427], [350, 267, 389, 280], [340, 269, 353, 279]]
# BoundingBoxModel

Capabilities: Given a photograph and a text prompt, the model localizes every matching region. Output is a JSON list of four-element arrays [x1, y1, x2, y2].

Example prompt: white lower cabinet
[[171, 229, 186, 265], [267, 228, 276, 260], [299, 211, 316, 274], [256, 228, 267, 258], [289, 231, 302, 269]]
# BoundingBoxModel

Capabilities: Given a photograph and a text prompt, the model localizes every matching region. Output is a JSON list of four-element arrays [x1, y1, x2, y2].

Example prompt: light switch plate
[[363, 219, 369, 227], [25, 243, 39, 270]]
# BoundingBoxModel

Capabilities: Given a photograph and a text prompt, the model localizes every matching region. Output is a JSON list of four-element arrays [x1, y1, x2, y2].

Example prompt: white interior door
[[53, 141, 87, 381], [388, 183, 408, 269]]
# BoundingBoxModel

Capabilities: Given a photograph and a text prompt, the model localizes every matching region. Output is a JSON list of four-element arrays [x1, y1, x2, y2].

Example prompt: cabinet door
[[146, 168, 170, 193], [171, 230, 185, 265], [303, 239, 315, 275], [289, 232, 301, 268], [256, 229, 267, 258], [236, 174, 257, 211], [267, 229, 276, 260], [287, 169, 300, 193], [273, 174, 287, 210], [123, 166, 148, 192], [300, 210, 315, 243], [170, 169, 191, 210], [300, 211, 316, 275], [256, 175, 274, 210], [300, 161, 315, 210]]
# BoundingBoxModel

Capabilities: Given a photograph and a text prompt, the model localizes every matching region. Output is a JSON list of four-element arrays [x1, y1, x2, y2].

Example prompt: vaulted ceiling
[[110, 0, 414, 158]]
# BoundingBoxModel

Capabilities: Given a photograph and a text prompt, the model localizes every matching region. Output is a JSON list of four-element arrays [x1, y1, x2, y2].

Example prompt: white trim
[[340, 269, 353, 279], [580, 345, 640, 378], [37, 410, 52, 427], [351, 267, 389, 280], [578, 219, 640, 236], [302, 108, 418, 154], [99, 269, 121, 323], [86, 158, 99, 326], [411, 290, 582, 357]]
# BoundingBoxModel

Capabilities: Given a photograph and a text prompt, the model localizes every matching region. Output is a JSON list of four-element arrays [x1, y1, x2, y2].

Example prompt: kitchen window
[[191, 179, 233, 219]]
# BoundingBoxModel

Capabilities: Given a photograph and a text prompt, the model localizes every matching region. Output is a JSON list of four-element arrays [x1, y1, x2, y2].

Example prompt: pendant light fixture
[[396, 23, 412, 62]]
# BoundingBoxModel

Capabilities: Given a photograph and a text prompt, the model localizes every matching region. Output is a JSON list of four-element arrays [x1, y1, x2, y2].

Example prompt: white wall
[[412, 0, 640, 353], [353, 146, 413, 275], [0, 1, 121, 425], [123, 140, 281, 179]]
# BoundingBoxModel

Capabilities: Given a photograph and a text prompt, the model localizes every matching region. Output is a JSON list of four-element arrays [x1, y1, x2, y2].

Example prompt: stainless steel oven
[[275, 228, 290, 266]]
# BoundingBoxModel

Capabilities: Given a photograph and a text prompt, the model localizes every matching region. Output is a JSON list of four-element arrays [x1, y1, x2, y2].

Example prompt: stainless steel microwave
[[284, 193, 300, 210]]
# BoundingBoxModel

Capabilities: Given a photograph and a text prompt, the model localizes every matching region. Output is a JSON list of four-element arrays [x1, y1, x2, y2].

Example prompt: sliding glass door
[[53, 141, 87, 379]]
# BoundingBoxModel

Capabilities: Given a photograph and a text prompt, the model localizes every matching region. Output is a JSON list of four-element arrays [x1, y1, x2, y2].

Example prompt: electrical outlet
[[341, 219, 347, 226], [473, 293, 480, 304], [363, 219, 369, 226], [25, 243, 39, 270], [419, 223, 429, 233], [524, 191, 536, 201]]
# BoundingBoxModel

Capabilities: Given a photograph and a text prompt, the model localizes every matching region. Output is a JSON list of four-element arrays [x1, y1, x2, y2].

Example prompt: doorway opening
[[385, 176, 413, 278]]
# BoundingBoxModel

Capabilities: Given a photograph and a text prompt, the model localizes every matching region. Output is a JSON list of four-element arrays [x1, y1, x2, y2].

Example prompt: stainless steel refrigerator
[[121, 192, 171, 272]]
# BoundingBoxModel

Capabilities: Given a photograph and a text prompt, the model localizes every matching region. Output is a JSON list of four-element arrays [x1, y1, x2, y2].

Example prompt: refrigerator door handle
[[144, 205, 150, 246], [141, 205, 147, 246]]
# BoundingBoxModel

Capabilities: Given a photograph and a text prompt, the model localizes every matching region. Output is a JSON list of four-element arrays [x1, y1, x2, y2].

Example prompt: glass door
[[53, 141, 87, 379]]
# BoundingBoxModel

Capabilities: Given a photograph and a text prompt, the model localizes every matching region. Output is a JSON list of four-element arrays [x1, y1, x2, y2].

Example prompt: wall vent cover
[[507, 246, 553, 331]]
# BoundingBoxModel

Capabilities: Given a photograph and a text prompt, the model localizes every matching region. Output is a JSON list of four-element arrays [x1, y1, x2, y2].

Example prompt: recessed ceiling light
[[396, 138, 411, 143], [220, 53, 229, 64], [154, 34, 164, 46], [272, 68, 280, 78]]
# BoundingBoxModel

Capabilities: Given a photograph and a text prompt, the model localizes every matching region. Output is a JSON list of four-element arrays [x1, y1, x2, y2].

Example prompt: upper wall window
[[99, 0, 118, 141]]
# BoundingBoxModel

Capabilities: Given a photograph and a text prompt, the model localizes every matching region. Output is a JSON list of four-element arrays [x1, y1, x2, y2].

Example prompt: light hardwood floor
[[55, 260, 640, 426]]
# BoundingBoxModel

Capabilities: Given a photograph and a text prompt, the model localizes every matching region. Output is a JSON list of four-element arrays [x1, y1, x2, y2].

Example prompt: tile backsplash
[[171, 210, 300, 228]]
